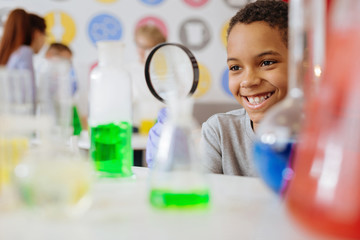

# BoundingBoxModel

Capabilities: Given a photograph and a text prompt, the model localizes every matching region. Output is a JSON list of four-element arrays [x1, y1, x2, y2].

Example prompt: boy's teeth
[[247, 93, 272, 105]]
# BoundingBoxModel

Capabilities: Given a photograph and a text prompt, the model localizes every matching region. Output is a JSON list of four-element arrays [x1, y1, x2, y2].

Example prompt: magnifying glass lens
[[145, 43, 199, 103]]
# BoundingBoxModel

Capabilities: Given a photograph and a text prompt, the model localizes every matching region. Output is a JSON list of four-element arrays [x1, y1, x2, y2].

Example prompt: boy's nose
[[240, 70, 261, 88]]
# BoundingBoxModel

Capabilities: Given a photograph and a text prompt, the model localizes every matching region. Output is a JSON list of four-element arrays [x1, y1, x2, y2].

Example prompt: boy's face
[[227, 22, 288, 130]]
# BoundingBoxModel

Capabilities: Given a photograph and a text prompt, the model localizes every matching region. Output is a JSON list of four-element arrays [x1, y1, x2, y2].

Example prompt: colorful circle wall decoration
[[88, 13, 123, 45], [223, 0, 251, 9], [96, 0, 118, 3], [193, 63, 211, 98], [221, 21, 229, 48], [44, 11, 76, 45], [179, 18, 211, 51], [221, 68, 233, 97], [0, 8, 10, 39], [139, 0, 165, 6], [183, 0, 209, 8], [135, 16, 168, 37]]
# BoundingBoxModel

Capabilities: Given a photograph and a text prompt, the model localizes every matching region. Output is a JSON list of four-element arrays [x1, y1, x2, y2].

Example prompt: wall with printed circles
[[0, 7, 11, 39], [179, 18, 211, 51], [97, 0, 118, 3], [139, 0, 165, 6], [221, 21, 229, 48], [193, 63, 211, 98], [221, 68, 234, 98], [44, 10, 76, 45], [0, 0, 255, 115], [183, 0, 209, 8], [88, 13, 123, 45], [135, 16, 168, 37]]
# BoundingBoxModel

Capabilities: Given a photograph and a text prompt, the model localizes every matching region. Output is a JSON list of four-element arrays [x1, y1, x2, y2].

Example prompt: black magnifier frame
[[144, 43, 199, 103]]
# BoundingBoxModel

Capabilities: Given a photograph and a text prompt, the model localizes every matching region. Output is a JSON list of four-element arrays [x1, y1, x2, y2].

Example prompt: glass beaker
[[36, 57, 73, 143], [252, 0, 326, 195], [0, 68, 34, 196], [13, 143, 94, 218], [285, 0, 360, 239], [10, 59, 94, 217]]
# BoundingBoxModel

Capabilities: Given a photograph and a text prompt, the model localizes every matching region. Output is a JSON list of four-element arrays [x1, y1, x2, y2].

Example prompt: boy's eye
[[229, 65, 241, 71], [261, 60, 276, 67]]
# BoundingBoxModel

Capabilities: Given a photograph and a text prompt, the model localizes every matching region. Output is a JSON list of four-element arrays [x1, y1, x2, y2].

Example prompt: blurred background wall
[[0, 0, 252, 117]]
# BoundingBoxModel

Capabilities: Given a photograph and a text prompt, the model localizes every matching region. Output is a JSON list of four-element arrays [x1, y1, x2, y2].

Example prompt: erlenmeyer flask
[[149, 97, 210, 209], [285, 1, 360, 239], [252, 0, 326, 194]]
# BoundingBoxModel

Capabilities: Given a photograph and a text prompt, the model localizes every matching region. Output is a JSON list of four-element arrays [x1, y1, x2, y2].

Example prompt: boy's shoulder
[[208, 108, 246, 121], [202, 107, 254, 140], [203, 108, 247, 129]]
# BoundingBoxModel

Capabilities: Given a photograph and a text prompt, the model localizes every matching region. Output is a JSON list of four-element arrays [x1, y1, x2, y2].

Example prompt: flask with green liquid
[[149, 98, 210, 209], [72, 105, 82, 136], [89, 41, 133, 178]]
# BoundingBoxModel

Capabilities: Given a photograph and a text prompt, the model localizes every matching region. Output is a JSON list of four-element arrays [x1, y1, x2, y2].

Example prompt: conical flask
[[149, 97, 210, 209], [252, 0, 326, 195], [285, 1, 360, 239]]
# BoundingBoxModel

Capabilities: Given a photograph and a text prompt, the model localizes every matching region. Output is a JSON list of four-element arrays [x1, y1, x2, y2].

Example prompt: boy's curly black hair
[[227, 0, 288, 46]]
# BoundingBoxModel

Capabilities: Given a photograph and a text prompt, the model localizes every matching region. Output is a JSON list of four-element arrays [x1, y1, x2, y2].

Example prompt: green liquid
[[150, 189, 210, 209], [72, 105, 82, 136], [90, 121, 133, 178]]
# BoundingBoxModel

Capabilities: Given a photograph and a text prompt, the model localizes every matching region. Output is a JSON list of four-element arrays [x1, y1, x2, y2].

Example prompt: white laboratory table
[[0, 167, 327, 240]]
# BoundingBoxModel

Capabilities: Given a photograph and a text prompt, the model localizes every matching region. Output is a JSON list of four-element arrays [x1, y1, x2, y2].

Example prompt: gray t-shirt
[[201, 108, 258, 177]]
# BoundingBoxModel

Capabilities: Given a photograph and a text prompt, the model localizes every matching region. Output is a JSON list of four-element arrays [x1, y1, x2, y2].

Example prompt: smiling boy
[[201, 0, 288, 176]]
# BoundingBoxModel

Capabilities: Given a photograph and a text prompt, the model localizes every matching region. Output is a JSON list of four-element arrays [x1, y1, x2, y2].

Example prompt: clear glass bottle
[[252, 0, 326, 195], [149, 98, 210, 209], [89, 41, 133, 178], [10, 63, 93, 217], [36, 57, 73, 142], [285, 1, 360, 239]]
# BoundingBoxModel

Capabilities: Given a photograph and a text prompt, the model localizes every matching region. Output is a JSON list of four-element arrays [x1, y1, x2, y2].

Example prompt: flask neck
[[167, 97, 194, 125], [287, 0, 326, 97], [97, 40, 125, 67]]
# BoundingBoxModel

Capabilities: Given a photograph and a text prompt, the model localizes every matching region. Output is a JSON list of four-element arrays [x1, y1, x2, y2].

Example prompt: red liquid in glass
[[285, 28, 360, 239]]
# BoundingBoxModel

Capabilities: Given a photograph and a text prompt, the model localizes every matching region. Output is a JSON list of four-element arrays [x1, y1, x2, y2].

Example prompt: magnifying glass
[[144, 43, 199, 103]]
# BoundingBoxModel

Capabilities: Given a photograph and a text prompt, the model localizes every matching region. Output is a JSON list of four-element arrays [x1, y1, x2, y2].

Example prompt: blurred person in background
[[0, 8, 46, 108], [127, 24, 166, 135], [37, 42, 84, 135], [44, 42, 78, 96]]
